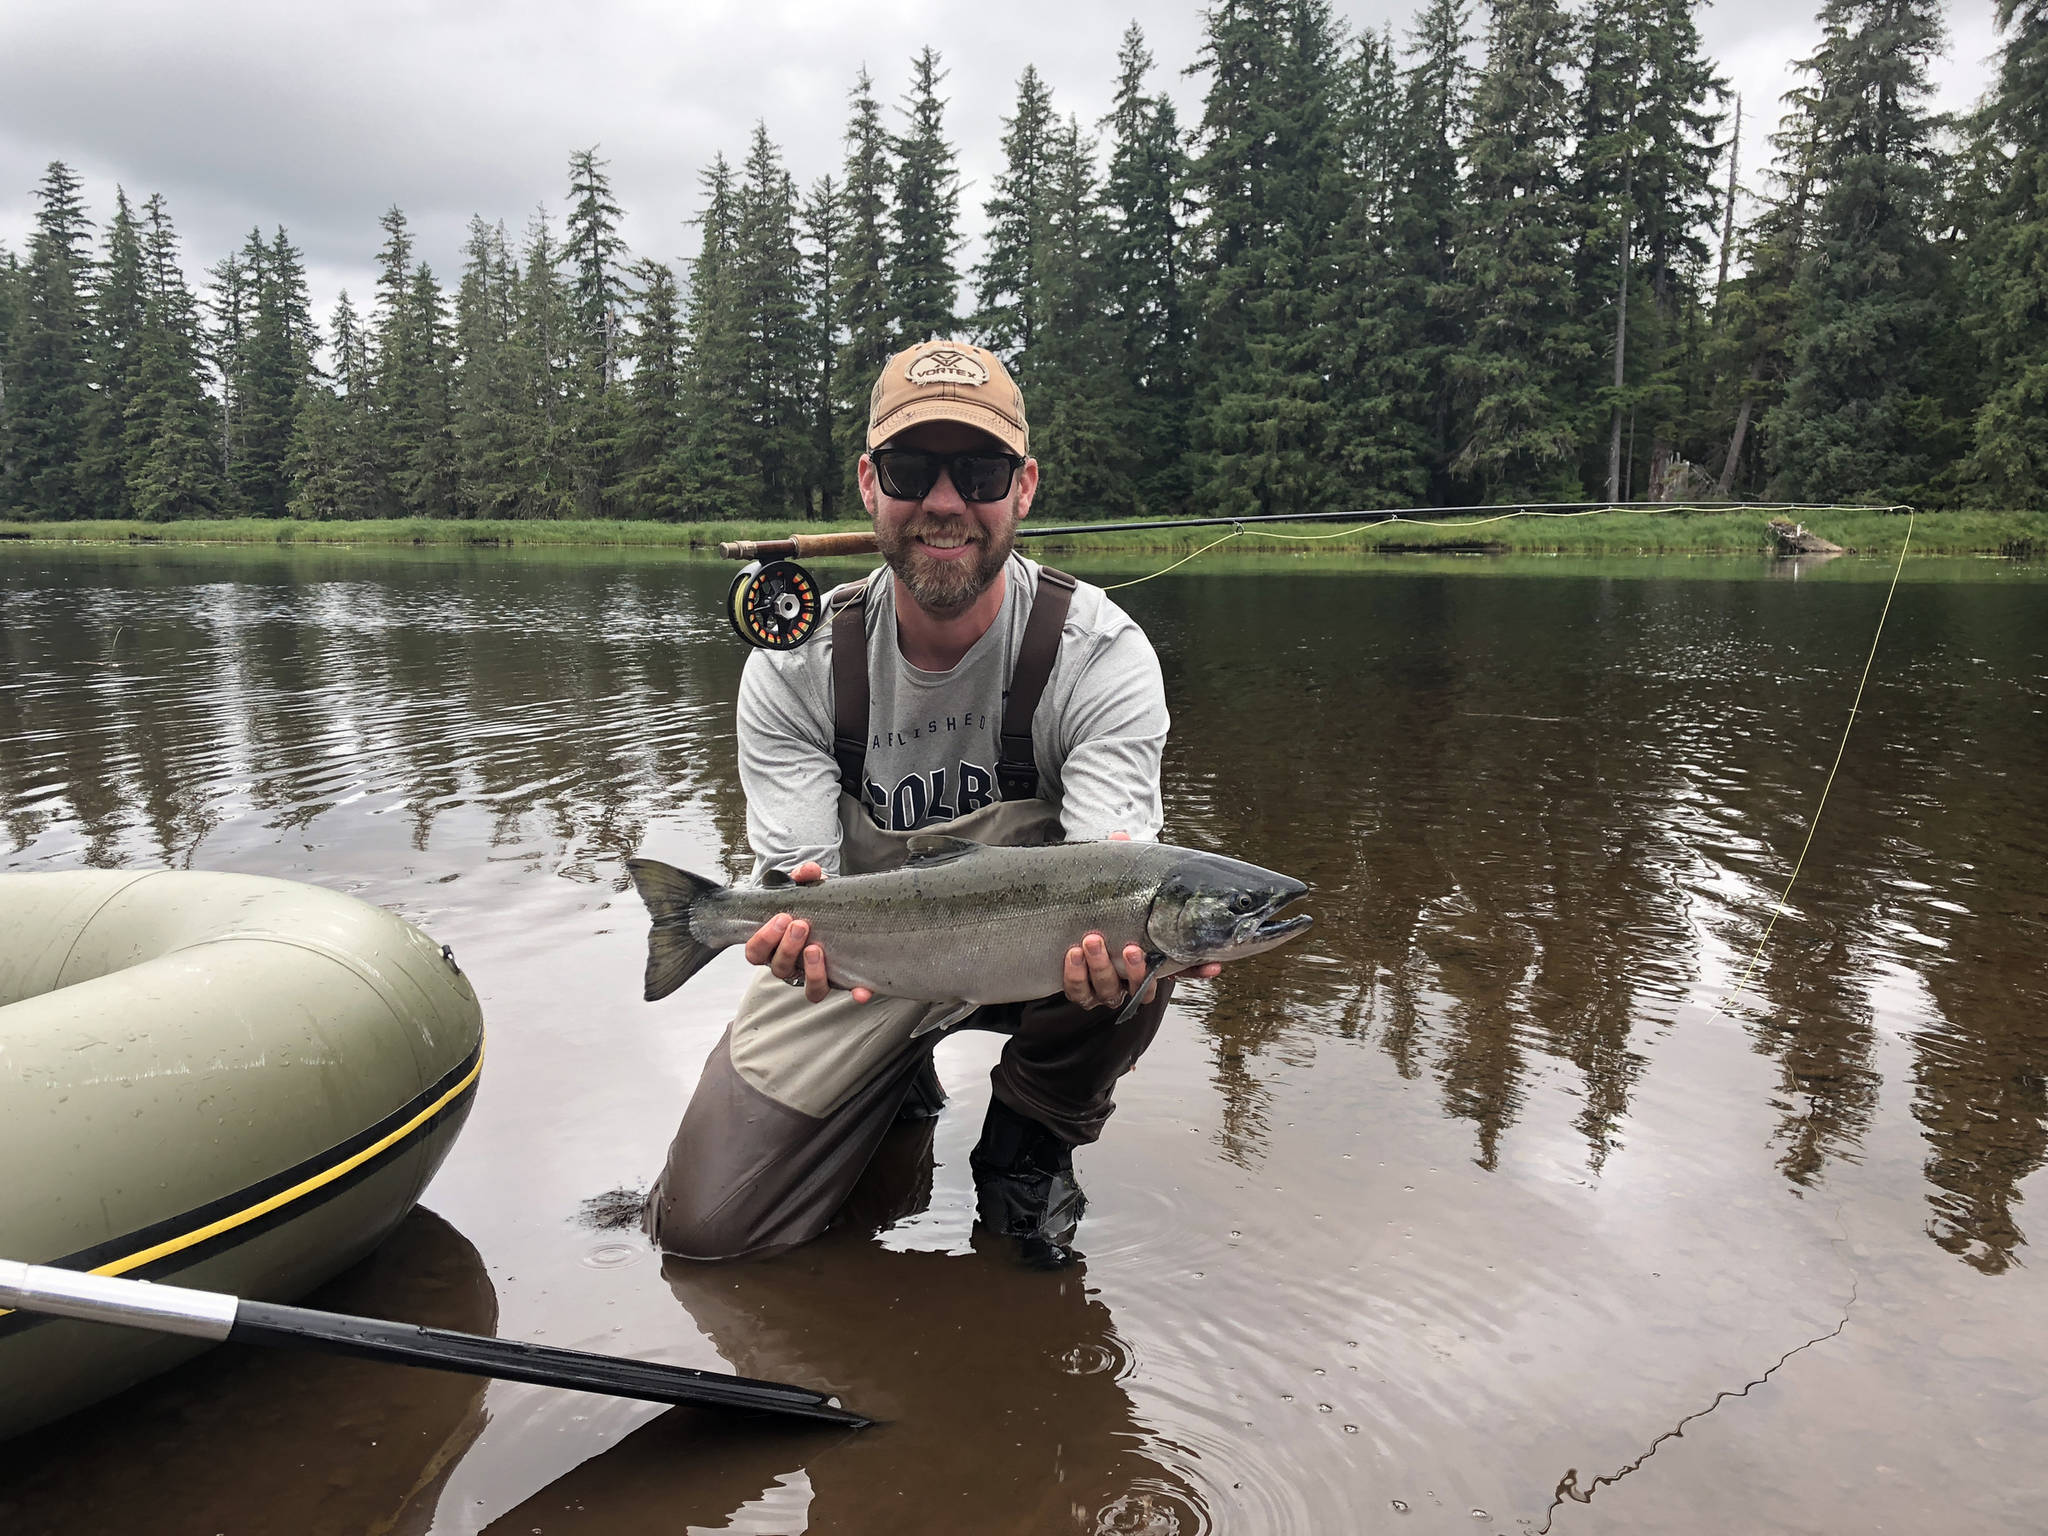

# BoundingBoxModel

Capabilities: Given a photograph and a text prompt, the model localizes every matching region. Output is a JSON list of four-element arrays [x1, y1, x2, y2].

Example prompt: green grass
[[1027, 507, 2046, 557], [0, 507, 2041, 557], [0, 515, 856, 549]]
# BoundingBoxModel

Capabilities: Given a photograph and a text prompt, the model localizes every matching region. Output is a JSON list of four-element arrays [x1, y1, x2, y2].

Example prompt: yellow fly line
[[1720, 512, 1916, 1009]]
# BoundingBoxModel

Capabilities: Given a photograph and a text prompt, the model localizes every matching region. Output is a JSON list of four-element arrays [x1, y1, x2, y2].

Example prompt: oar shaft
[[0, 1259, 869, 1428], [0, 1259, 236, 1340]]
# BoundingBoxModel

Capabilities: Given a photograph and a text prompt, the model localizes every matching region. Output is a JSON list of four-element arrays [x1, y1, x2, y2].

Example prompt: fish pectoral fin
[[912, 1000, 979, 1037], [903, 834, 981, 865], [1111, 953, 1176, 1025]]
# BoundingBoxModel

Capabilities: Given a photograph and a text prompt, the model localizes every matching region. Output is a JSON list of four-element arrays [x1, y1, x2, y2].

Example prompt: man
[[646, 339, 1220, 1267]]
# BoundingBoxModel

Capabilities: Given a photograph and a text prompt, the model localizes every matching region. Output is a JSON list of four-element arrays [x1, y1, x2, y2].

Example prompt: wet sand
[[2, 544, 2045, 1533]]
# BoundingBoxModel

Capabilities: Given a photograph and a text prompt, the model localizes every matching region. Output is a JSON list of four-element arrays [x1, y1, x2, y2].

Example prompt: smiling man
[[646, 338, 1218, 1268]]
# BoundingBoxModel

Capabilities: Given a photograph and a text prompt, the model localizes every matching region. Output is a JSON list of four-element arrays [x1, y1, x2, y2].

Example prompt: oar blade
[[231, 1299, 871, 1427]]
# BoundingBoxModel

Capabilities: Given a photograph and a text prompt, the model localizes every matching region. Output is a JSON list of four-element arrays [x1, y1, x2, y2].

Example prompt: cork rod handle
[[719, 531, 882, 561]]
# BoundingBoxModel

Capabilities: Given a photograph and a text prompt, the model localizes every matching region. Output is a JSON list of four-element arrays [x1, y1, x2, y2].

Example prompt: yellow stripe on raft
[[0, 1036, 484, 1319]]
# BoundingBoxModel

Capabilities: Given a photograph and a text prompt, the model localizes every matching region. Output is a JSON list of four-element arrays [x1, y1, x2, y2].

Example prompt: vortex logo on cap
[[905, 348, 990, 388]]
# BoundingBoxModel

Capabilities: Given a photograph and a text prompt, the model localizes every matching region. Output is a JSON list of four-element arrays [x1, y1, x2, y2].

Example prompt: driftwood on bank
[[1768, 519, 1846, 556]]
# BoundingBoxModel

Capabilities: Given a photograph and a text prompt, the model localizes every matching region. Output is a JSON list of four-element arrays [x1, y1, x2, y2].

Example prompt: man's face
[[859, 422, 1038, 619]]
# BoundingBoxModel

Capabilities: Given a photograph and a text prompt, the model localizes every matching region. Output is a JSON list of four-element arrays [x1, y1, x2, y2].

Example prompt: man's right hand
[[743, 863, 874, 1006]]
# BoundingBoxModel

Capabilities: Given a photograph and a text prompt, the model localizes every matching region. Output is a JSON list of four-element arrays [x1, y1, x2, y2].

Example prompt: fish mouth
[[1253, 912, 1315, 944]]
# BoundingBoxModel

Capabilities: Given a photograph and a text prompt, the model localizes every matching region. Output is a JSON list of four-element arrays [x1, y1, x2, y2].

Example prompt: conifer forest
[[2, 0, 2044, 526]]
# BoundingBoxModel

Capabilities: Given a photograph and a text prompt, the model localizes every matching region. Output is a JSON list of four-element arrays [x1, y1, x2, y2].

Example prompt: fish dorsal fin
[[758, 868, 794, 888], [904, 834, 981, 866]]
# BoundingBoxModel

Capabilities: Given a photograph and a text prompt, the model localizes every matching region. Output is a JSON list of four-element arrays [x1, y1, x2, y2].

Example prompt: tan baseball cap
[[866, 339, 1030, 456]]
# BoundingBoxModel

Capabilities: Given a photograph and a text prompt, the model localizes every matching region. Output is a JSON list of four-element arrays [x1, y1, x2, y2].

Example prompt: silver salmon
[[627, 835, 1312, 1017]]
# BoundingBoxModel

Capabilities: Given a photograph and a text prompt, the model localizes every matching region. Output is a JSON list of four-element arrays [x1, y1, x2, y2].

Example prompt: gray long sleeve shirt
[[736, 554, 1168, 878]]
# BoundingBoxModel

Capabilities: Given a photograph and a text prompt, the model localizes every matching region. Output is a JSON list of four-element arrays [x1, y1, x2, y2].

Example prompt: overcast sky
[[0, 0, 2005, 344]]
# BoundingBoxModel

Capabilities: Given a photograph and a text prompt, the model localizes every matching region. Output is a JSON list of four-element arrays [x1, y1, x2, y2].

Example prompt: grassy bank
[[0, 507, 2040, 557]]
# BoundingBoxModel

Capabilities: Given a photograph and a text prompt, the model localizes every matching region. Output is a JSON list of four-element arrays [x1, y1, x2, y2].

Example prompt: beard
[[875, 506, 1018, 617]]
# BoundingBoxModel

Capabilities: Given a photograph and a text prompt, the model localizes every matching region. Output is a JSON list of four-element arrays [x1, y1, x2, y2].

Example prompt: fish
[[626, 835, 1312, 1021]]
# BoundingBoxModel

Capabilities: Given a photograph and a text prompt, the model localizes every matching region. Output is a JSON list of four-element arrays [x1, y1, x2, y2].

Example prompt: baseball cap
[[866, 339, 1030, 457]]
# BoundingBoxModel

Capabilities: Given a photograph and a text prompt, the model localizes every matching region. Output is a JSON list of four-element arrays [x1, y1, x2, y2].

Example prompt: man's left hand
[[1062, 832, 1225, 1012]]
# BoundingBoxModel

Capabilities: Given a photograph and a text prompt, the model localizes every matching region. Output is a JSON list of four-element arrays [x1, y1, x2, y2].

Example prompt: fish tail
[[626, 858, 727, 1001]]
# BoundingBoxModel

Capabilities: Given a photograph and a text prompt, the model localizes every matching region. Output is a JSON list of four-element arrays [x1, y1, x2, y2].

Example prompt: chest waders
[[646, 568, 1174, 1263]]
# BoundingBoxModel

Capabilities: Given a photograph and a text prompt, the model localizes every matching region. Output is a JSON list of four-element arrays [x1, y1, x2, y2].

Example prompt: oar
[[0, 1258, 869, 1428]]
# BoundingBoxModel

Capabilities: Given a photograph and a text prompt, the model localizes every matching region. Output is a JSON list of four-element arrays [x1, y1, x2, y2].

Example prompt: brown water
[[2, 542, 2045, 1534]]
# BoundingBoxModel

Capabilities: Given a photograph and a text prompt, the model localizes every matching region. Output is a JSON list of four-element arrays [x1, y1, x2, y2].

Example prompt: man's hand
[[743, 862, 874, 1006], [1062, 832, 1223, 1012]]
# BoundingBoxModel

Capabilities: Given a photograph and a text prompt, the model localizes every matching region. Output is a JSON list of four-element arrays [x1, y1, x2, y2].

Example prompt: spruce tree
[[798, 176, 848, 516], [366, 206, 416, 513], [1185, 0, 1348, 518], [80, 189, 146, 519], [890, 47, 961, 344], [835, 69, 895, 484], [205, 241, 253, 509], [1450, 0, 1590, 500], [396, 264, 458, 515], [1392, 0, 1474, 499], [565, 147, 631, 515], [1027, 116, 1135, 517], [5, 162, 94, 519], [231, 228, 316, 518], [1766, 0, 1955, 501], [733, 125, 810, 517], [451, 216, 524, 516], [1101, 24, 1193, 512], [1570, 0, 1726, 500], [679, 158, 759, 518], [514, 211, 577, 518], [975, 64, 1058, 362], [0, 246, 19, 505], [1321, 26, 1436, 506], [127, 194, 222, 520], [1960, 0, 2048, 503], [287, 291, 379, 520], [621, 256, 688, 518], [1711, 102, 1820, 495]]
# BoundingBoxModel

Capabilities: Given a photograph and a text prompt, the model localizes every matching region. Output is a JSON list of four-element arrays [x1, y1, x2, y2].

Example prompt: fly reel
[[726, 559, 824, 650]]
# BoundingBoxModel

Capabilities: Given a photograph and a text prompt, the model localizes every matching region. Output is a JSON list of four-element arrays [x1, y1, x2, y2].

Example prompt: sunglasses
[[871, 448, 1026, 504]]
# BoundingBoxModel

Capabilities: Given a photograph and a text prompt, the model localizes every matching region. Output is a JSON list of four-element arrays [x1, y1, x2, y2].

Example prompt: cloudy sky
[[0, 0, 2005, 339]]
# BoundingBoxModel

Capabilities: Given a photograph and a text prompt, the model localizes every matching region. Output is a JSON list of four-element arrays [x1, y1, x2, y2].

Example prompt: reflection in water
[[486, 1120, 1204, 1535], [0, 1208, 497, 1536], [1120, 564, 2048, 1261], [4, 547, 2046, 1274]]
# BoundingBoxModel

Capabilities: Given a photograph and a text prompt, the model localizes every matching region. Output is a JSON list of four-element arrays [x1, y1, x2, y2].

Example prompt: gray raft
[[0, 870, 483, 1438]]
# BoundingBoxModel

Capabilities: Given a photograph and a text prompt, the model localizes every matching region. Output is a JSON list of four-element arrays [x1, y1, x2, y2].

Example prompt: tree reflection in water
[[3, 545, 2045, 1274]]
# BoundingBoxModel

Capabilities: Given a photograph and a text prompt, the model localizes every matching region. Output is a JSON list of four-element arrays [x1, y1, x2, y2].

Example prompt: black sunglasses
[[871, 447, 1026, 504]]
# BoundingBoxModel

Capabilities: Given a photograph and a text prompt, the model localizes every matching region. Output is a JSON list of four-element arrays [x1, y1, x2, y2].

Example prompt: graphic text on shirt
[[863, 761, 1000, 830]]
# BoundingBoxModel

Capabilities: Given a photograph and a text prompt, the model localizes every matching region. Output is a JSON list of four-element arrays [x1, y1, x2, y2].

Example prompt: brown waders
[[646, 572, 1172, 1262]]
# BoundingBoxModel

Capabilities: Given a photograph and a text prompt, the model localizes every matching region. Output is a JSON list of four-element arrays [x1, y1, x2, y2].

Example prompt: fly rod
[[0, 1258, 870, 1428], [717, 499, 1906, 650], [715, 499, 1905, 564]]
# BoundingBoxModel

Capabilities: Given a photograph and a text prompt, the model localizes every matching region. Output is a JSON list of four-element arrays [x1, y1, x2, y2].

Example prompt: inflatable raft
[[0, 870, 483, 1438]]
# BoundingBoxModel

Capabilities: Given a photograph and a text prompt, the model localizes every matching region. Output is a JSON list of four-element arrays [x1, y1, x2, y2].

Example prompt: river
[[2, 541, 2044, 1534]]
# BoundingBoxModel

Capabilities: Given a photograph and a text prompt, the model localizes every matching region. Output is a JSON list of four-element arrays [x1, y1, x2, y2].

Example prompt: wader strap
[[997, 568, 1076, 801], [831, 586, 870, 799]]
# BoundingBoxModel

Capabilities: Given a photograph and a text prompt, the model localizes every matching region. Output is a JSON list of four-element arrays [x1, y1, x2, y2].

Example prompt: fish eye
[[1229, 893, 1256, 913]]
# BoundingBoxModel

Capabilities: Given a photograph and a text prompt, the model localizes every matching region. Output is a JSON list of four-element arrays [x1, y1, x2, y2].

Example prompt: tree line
[[2, 0, 2043, 525]]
